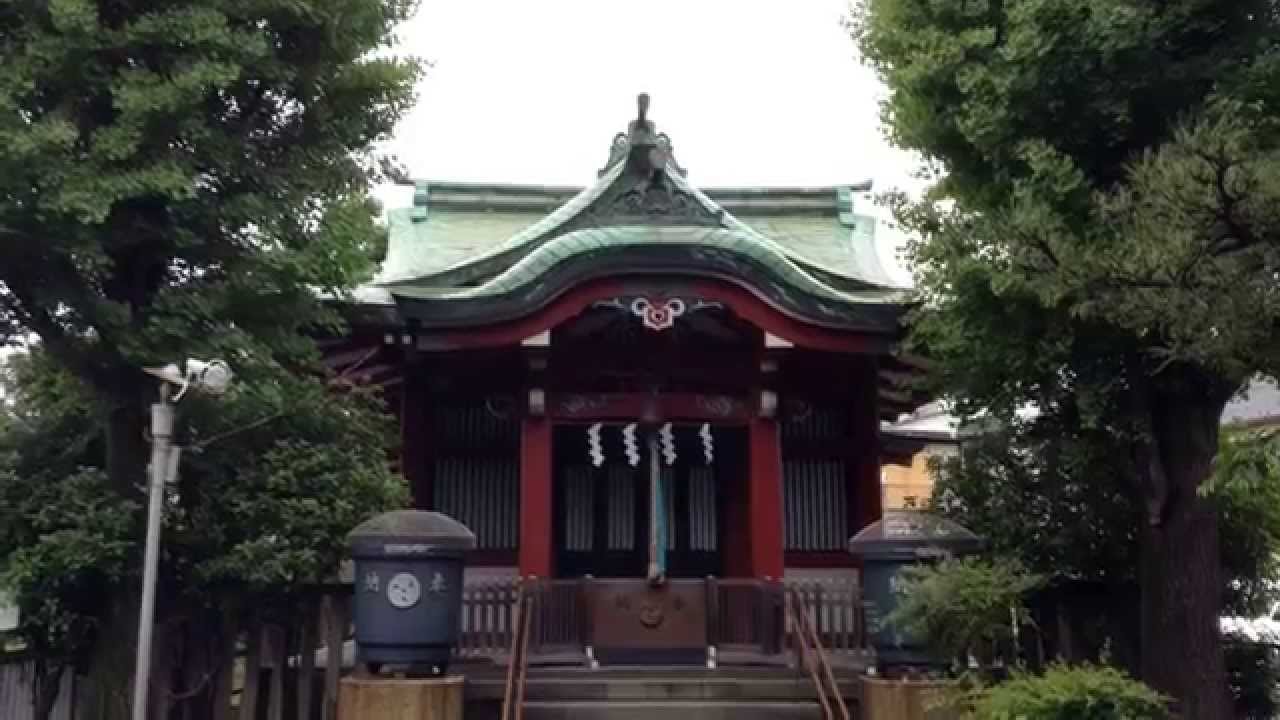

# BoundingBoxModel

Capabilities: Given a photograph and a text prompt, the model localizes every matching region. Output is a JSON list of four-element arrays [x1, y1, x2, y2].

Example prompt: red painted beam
[[414, 278, 894, 355], [747, 417, 786, 580], [518, 417, 554, 578], [547, 392, 753, 424]]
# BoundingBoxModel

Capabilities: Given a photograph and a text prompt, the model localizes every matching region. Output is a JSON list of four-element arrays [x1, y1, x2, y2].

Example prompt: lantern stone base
[[338, 675, 463, 720], [861, 677, 957, 720]]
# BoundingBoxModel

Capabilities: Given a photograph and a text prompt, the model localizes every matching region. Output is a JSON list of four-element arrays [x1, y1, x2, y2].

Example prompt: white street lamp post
[[132, 359, 233, 720]]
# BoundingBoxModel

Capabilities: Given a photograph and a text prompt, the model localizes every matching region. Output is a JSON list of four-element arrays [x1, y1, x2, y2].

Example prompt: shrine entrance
[[552, 423, 746, 580]]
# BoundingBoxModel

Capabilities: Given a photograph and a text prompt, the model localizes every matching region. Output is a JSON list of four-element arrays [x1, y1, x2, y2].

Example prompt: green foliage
[[1224, 640, 1280, 720], [0, 467, 135, 659], [1207, 428, 1280, 614], [854, 0, 1280, 423], [970, 664, 1168, 720], [857, 1, 1280, 709], [0, 0, 421, 395], [176, 372, 410, 592], [0, 350, 408, 661], [932, 423, 1280, 616], [0, 0, 420, 703], [930, 418, 1139, 589], [886, 556, 1043, 667]]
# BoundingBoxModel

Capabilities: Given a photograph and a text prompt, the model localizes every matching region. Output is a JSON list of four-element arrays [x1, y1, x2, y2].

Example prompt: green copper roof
[[377, 181, 905, 291], [362, 95, 912, 332]]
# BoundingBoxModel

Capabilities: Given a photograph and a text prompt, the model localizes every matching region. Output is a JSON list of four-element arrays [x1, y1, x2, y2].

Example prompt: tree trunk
[[81, 384, 151, 720], [1138, 388, 1230, 719], [80, 593, 140, 720], [32, 660, 66, 720], [103, 382, 150, 496]]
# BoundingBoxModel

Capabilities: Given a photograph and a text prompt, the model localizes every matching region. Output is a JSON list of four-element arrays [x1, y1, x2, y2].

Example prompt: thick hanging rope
[[647, 431, 668, 584]]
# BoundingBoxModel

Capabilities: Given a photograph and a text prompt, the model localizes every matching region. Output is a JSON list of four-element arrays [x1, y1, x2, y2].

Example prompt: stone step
[[464, 666, 862, 702], [516, 700, 825, 720]]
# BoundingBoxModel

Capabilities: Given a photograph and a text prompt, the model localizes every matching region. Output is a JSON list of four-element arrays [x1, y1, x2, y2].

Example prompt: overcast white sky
[[382, 0, 918, 187], [1, 1, 922, 378], [374, 0, 922, 283]]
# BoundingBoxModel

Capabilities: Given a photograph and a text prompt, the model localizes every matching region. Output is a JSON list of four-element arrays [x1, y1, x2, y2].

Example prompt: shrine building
[[329, 95, 923, 587]]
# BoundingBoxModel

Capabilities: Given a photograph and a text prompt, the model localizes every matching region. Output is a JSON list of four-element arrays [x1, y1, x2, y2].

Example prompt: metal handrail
[[786, 587, 850, 720], [500, 580, 534, 720]]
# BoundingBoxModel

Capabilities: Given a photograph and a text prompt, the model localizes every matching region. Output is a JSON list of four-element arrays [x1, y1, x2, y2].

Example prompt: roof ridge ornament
[[599, 93, 687, 177]]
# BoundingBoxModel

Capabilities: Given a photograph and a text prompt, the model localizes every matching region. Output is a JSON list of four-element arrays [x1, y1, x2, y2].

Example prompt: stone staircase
[[462, 665, 863, 720]]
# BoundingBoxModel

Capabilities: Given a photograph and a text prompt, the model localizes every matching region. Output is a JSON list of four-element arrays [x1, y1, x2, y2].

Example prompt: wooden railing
[[710, 578, 785, 657], [785, 578, 866, 660], [453, 575, 865, 666], [456, 579, 518, 660], [786, 586, 851, 720], [500, 582, 534, 720], [5, 577, 862, 720]]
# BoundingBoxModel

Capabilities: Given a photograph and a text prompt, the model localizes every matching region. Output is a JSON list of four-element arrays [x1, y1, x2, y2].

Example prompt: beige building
[[879, 401, 965, 510], [880, 379, 1280, 511]]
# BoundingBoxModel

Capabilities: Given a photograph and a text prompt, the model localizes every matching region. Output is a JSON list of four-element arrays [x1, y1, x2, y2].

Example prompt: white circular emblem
[[386, 572, 421, 609]]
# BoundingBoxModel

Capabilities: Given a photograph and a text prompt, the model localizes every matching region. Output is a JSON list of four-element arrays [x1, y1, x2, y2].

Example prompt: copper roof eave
[[388, 260, 911, 337], [402, 180, 874, 216]]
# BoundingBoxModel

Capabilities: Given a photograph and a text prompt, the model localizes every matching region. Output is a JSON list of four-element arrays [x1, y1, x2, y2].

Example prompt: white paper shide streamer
[[659, 422, 677, 465], [699, 423, 714, 465], [587, 422, 604, 467], [622, 423, 640, 467]]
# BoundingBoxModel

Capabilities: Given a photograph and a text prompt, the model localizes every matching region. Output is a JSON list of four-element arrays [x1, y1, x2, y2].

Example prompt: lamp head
[[141, 358, 232, 400], [142, 363, 186, 386], [186, 359, 233, 396]]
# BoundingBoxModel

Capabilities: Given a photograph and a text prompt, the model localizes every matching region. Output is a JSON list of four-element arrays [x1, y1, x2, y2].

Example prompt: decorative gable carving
[[576, 94, 722, 228], [571, 170, 723, 228]]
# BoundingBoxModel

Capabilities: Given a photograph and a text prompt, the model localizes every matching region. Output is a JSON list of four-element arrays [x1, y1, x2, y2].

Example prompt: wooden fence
[[235, 592, 352, 720], [787, 577, 866, 658], [2, 576, 864, 720], [0, 657, 76, 720], [453, 576, 866, 666]]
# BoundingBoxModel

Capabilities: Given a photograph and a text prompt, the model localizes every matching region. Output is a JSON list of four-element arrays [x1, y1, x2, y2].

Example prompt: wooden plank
[[297, 601, 317, 720], [238, 623, 262, 720], [322, 595, 347, 720], [267, 625, 286, 720], [212, 631, 236, 720]]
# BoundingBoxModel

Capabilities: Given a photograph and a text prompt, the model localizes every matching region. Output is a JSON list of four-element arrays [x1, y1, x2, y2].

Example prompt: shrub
[[972, 664, 1168, 719], [1225, 639, 1280, 719], [885, 556, 1043, 668]]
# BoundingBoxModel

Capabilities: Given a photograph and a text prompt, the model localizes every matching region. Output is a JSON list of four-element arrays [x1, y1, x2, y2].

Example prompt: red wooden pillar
[[519, 416, 554, 578], [747, 416, 785, 579], [400, 361, 433, 509], [849, 359, 883, 535]]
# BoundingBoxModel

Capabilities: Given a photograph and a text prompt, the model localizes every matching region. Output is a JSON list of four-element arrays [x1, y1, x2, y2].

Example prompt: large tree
[[0, 0, 420, 717], [0, 351, 407, 720], [855, 1, 1280, 716], [930, 418, 1280, 662]]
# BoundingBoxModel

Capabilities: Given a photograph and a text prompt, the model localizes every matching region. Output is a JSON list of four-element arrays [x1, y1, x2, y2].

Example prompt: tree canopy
[[0, 1, 422, 716], [0, 350, 407, 718], [932, 420, 1280, 614], [856, 1, 1280, 716]]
